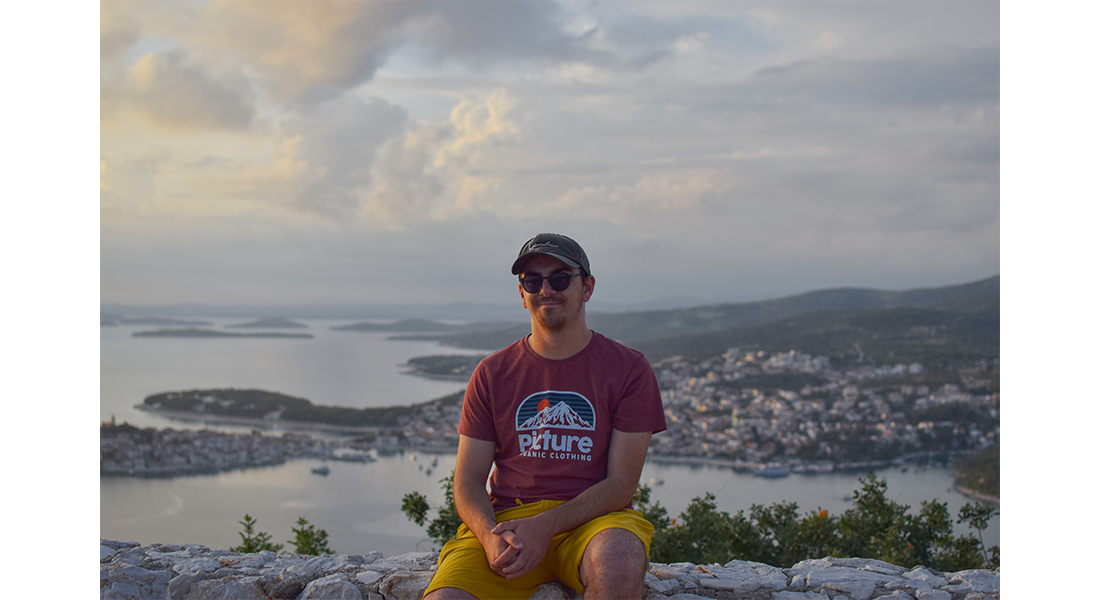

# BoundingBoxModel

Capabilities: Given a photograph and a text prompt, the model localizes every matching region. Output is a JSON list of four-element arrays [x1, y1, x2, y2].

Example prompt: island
[[225, 317, 309, 329], [402, 355, 486, 381], [137, 387, 458, 432], [132, 328, 313, 338]]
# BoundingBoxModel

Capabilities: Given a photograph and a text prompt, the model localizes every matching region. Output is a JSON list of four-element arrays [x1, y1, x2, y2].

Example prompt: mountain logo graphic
[[515, 391, 595, 431]]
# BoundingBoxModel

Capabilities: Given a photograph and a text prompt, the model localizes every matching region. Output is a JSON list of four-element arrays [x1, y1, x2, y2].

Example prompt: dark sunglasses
[[520, 272, 584, 294]]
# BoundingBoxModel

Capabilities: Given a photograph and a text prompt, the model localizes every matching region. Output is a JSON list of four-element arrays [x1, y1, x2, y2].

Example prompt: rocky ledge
[[101, 540, 999, 600]]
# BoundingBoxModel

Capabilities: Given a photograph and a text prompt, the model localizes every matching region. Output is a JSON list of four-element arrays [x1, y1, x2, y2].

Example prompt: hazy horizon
[[101, 272, 999, 321]]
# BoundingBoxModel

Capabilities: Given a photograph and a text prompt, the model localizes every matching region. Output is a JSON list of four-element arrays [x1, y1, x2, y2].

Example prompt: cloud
[[99, 1, 1000, 307], [282, 95, 409, 218], [100, 1, 141, 61], [118, 49, 255, 131], [359, 88, 521, 224], [176, 0, 582, 107]]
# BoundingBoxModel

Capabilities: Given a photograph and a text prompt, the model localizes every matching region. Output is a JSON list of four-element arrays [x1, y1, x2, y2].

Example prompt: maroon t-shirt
[[458, 331, 667, 512]]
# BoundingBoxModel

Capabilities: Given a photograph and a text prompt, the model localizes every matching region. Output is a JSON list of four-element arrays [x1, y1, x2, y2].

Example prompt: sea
[[100, 318, 1000, 557]]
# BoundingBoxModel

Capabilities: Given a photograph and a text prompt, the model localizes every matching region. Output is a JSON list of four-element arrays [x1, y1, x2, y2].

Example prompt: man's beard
[[530, 296, 579, 331]]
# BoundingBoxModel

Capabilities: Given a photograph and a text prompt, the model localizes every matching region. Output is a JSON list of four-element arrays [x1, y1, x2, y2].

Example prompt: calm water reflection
[[101, 450, 998, 557]]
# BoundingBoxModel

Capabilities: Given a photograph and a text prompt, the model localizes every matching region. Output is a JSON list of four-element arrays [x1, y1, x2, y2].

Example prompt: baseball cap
[[511, 233, 592, 276]]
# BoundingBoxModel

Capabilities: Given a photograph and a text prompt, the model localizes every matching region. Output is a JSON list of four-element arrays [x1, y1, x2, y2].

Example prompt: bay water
[[100, 318, 999, 557]]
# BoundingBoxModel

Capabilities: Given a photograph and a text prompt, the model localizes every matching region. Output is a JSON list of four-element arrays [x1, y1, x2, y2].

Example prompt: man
[[423, 233, 667, 600]]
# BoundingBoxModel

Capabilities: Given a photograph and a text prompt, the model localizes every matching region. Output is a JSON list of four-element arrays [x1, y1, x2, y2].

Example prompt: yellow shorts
[[423, 500, 654, 599]]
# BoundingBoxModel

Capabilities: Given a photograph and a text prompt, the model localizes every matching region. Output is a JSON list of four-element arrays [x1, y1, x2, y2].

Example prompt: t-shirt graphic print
[[516, 391, 596, 460]]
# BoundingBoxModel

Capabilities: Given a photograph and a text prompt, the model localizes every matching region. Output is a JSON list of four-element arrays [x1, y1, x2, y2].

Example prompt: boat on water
[[755, 464, 790, 478], [311, 465, 330, 476]]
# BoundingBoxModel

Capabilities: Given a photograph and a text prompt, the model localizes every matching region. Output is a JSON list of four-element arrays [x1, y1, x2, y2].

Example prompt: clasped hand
[[485, 515, 554, 580]]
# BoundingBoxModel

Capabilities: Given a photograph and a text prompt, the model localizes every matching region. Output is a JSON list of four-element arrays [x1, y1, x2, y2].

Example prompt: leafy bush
[[229, 514, 333, 555], [288, 517, 332, 555], [402, 471, 464, 549], [230, 514, 284, 553], [402, 472, 999, 570]]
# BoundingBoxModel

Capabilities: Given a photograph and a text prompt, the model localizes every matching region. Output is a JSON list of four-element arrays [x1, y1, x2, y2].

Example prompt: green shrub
[[288, 517, 332, 555], [402, 471, 999, 570], [229, 514, 283, 553]]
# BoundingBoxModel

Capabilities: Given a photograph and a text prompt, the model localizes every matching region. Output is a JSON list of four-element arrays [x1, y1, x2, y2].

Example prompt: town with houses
[[102, 346, 998, 479]]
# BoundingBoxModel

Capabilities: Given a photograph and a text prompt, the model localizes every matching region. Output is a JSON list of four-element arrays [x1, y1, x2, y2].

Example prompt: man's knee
[[579, 528, 647, 590]]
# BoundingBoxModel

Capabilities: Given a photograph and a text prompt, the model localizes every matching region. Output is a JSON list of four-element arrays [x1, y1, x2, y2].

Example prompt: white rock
[[822, 579, 877, 600], [529, 582, 572, 600], [790, 557, 904, 576], [146, 549, 192, 559], [101, 545, 117, 560], [171, 557, 222, 574], [803, 566, 898, 588], [645, 572, 678, 591], [379, 570, 435, 600], [915, 590, 951, 600], [167, 571, 205, 600], [904, 566, 947, 588], [873, 592, 915, 600], [298, 573, 364, 600], [185, 576, 269, 600], [701, 560, 787, 591], [698, 578, 760, 592], [356, 570, 384, 585], [948, 569, 1000, 593], [645, 575, 679, 594], [368, 552, 438, 572], [771, 590, 830, 599], [101, 581, 145, 600]]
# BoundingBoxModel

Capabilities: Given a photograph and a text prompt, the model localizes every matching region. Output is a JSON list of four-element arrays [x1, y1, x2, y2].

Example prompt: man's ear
[[520, 283, 529, 309], [583, 275, 595, 302]]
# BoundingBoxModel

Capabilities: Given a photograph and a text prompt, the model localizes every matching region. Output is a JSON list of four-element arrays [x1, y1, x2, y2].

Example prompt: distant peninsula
[[132, 328, 312, 339], [403, 354, 487, 381], [225, 317, 308, 329], [332, 318, 465, 333], [138, 387, 461, 433], [104, 316, 214, 327]]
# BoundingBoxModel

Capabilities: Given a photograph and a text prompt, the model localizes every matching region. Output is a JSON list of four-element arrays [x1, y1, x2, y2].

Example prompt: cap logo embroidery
[[529, 242, 560, 252]]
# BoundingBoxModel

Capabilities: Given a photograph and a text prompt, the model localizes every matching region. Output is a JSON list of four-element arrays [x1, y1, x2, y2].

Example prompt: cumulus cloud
[[100, 1, 141, 61], [119, 49, 254, 130], [174, 0, 583, 107], [358, 88, 521, 224]]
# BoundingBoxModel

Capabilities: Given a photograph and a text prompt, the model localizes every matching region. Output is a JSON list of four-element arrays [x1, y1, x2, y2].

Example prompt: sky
[[99, 0, 1001, 309]]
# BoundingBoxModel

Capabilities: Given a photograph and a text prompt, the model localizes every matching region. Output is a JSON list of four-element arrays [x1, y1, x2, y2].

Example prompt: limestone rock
[[98, 539, 999, 600], [378, 570, 434, 600], [297, 573, 364, 600]]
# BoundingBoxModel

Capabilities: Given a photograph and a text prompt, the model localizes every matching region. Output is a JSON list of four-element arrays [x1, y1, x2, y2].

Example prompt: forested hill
[[588, 275, 998, 343], [420, 275, 999, 367]]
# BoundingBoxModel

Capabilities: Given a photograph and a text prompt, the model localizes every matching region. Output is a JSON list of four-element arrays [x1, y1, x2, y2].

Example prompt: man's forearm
[[519, 469, 637, 535], [495, 429, 651, 539]]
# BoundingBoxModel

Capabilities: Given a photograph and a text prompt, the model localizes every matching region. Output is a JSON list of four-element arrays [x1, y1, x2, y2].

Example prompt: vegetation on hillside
[[631, 306, 998, 368], [953, 446, 999, 498], [402, 472, 998, 571]]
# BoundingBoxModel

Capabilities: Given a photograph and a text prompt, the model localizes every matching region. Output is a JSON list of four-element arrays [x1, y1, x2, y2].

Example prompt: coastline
[[128, 408, 982, 479], [952, 485, 1000, 505], [134, 405, 384, 435]]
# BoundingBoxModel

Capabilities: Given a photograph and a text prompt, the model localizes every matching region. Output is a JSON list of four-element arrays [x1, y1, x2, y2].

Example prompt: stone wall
[[101, 539, 999, 600]]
